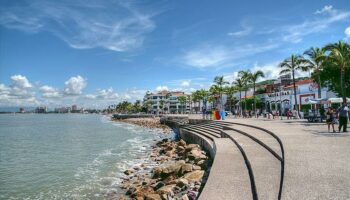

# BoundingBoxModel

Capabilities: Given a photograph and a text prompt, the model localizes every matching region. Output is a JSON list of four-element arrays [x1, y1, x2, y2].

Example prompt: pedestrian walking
[[337, 102, 349, 132], [326, 107, 336, 133]]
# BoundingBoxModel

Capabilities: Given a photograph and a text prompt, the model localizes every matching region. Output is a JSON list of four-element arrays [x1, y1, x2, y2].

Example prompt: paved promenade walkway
[[216, 117, 350, 199]]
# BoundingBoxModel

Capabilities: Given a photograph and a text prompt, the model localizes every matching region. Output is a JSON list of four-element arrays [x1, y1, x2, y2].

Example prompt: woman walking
[[326, 107, 336, 133]]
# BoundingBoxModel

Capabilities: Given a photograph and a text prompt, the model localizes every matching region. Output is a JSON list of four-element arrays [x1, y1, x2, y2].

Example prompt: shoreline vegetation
[[117, 138, 211, 200]]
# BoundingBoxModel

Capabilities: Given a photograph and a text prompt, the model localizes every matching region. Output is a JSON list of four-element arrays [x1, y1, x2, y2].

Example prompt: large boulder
[[161, 160, 186, 175], [144, 193, 162, 200], [187, 149, 206, 161], [181, 194, 189, 200], [152, 167, 163, 178], [185, 144, 200, 152], [176, 178, 189, 188], [180, 164, 193, 175], [157, 184, 176, 196], [183, 170, 205, 182], [124, 168, 135, 175], [178, 139, 186, 147], [153, 160, 186, 179]]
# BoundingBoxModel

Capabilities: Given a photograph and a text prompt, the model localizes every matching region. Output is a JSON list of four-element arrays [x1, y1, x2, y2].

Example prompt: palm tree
[[198, 89, 209, 111], [159, 99, 165, 114], [323, 41, 350, 102], [224, 86, 237, 113], [178, 96, 187, 114], [249, 70, 265, 117], [233, 78, 244, 116], [209, 84, 220, 110], [165, 92, 171, 114], [213, 76, 229, 110], [279, 54, 309, 118], [186, 95, 192, 114], [191, 91, 200, 113], [238, 70, 252, 111], [304, 47, 326, 98]]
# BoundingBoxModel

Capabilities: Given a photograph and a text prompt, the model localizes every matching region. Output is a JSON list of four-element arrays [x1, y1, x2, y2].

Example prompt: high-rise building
[[35, 106, 47, 113], [72, 105, 78, 111]]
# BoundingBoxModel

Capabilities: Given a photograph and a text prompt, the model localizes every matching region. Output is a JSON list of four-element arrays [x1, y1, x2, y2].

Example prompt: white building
[[261, 79, 336, 113], [143, 91, 190, 114]]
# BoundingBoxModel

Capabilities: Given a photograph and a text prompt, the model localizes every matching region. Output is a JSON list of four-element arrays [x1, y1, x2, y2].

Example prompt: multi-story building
[[72, 105, 78, 111], [35, 106, 47, 113], [261, 79, 336, 114], [54, 107, 72, 113], [143, 90, 190, 114], [231, 77, 337, 115], [19, 108, 25, 113]]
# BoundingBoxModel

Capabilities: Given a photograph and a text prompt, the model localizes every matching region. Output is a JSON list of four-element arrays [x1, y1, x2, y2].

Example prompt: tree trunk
[[229, 96, 232, 113], [253, 83, 256, 118], [292, 70, 300, 118], [244, 90, 247, 111], [198, 101, 201, 114], [317, 71, 322, 99], [341, 67, 346, 102], [239, 91, 242, 116]]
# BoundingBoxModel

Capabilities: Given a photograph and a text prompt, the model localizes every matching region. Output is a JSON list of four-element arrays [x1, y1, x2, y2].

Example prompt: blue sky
[[0, 0, 349, 109]]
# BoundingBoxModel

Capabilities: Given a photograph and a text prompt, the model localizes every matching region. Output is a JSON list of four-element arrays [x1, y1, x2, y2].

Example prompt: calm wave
[[0, 114, 172, 199]]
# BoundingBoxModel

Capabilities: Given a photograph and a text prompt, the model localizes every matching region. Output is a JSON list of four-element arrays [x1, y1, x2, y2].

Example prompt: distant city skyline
[[1, 0, 349, 108]]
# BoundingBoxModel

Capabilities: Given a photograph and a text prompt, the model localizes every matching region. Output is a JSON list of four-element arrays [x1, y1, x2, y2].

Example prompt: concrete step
[[217, 122, 282, 157], [222, 129, 281, 200], [186, 127, 221, 138], [182, 127, 220, 139], [189, 125, 222, 133], [199, 138, 253, 200]]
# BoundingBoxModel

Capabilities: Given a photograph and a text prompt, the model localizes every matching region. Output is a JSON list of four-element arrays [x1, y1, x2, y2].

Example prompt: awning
[[328, 97, 350, 103], [308, 98, 330, 104]]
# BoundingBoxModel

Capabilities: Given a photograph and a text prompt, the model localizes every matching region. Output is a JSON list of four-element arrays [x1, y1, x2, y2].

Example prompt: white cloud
[[183, 46, 230, 68], [223, 71, 239, 84], [251, 62, 281, 80], [0, 1, 156, 52], [64, 75, 87, 95], [345, 26, 350, 37], [315, 5, 333, 15], [10, 75, 32, 88], [0, 75, 39, 107], [40, 85, 61, 98], [251, 62, 309, 80], [228, 23, 252, 37], [85, 87, 119, 100], [282, 5, 350, 43], [0, 84, 10, 94], [182, 43, 278, 69], [181, 80, 190, 87], [156, 85, 169, 91]]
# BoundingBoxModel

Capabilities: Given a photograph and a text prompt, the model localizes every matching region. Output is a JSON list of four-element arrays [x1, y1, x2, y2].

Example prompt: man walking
[[337, 102, 349, 132]]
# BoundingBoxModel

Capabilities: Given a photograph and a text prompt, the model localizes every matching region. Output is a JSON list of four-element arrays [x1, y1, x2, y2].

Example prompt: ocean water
[[0, 114, 172, 199]]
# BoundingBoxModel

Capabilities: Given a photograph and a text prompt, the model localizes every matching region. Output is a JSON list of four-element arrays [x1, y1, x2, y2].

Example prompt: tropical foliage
[[279, 54, 309, 117], [115, 101, 142, 113], [322, 41, 350, 101]]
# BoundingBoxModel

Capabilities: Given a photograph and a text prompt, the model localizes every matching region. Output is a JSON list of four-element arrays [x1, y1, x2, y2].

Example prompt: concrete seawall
[[162, 117, 284, 200]]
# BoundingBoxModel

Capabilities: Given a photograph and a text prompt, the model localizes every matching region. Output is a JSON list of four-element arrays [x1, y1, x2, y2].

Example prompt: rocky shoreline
[[112, 117, 172, 134], [117, 138, 212, 200]]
